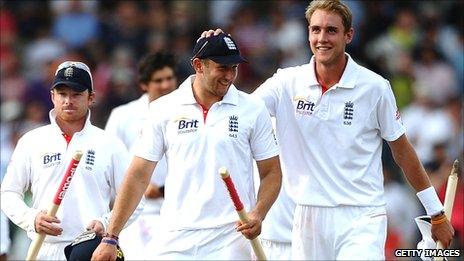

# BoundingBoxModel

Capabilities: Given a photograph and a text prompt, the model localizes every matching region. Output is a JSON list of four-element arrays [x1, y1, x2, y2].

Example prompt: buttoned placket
[[317, 85, 335, 120]]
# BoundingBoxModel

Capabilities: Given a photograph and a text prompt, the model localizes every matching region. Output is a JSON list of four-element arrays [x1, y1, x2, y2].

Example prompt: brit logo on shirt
[[176, 117, 199, 134], [343, 101, 354, 125], [294, 96, 315, 116], [42, 152, 62, 168], [229, 115, 238, 138], [85, 150, 95, 170]]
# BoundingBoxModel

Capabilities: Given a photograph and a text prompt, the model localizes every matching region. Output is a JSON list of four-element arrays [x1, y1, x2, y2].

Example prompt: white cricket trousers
[[119, 212, 161, 259], [145, 222, 251, 260], [259, 238, 291, 260], [292, 204, 387, 260], [34, 241, 69, 260]]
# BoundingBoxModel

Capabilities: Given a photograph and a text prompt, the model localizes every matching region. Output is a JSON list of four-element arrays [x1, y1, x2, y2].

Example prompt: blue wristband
[[102, 238, 118, 246]]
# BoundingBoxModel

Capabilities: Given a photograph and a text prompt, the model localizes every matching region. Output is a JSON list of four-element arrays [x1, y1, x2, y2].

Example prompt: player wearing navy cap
[[0, 61, 144, 260], [92, 33, 282, 260]]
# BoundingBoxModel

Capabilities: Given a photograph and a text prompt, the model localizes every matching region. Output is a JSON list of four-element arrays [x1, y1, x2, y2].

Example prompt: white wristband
[[416, 186, 444, 216]]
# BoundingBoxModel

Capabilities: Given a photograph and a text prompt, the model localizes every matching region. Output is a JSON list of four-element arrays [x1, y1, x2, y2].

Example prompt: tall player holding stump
[[200, 0, 455, 259]]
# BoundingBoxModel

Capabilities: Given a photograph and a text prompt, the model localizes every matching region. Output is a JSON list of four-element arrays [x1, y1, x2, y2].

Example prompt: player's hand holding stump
[[34, 210, 62, 236], [431, 214, 454, 248], [236, 210, 263, 240], [219, 167, 267, 260]]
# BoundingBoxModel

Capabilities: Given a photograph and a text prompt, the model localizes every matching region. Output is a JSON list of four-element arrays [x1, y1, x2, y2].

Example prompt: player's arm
[[388, 134, 454, 247], [237, 156, 281, 240], [1, 137, 60, 236], [91, 156, 156, 260]]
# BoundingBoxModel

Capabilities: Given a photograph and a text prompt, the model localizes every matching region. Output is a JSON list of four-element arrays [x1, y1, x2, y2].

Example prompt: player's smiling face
[[51, 86, 94, 123], [201, 59, 238, 98], [308, 9, 353, 67]]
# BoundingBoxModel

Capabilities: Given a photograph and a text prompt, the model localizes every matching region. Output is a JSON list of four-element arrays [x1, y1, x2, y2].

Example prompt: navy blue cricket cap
[[52, 61, 93, 92], [64, 230, 124, 260], [192, 33, 247, 65]]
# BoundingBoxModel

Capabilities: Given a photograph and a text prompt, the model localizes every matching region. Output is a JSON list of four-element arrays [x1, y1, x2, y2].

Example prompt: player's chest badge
[[85, 149, 95, 170], [228, 115, 238, 138], [343, 101, 354, 125]]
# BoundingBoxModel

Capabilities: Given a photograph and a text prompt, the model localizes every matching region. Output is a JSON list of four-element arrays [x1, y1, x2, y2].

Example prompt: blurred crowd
[[1, 0, 462, 259]]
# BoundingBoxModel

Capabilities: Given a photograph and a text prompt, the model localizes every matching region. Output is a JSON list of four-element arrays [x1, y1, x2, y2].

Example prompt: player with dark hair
[[105, 52, 177, 259]]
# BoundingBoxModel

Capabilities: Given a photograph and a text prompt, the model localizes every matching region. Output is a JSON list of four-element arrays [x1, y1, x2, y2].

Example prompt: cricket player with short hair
[[254, 0, 455, 259], [92, 32, 282, 260], [201, 0, 454, 260], [0, 61, 144, 260], [105, 52, 178, 259]]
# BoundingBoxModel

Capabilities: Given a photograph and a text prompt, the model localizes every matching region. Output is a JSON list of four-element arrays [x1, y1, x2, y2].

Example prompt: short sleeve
[[377, 81, 406, 141], [250, 102, 280, 161]]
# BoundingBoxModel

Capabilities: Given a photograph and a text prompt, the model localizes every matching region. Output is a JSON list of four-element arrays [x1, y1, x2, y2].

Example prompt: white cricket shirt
[[253, 54, 405, 207], [1, 110, 143, 243], [133, 75, 279, 230], [105, 94, 166, 214]]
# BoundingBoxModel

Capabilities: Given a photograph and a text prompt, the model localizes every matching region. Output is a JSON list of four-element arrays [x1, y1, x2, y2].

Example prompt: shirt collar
[[307, 53, 360, 89], [49, 109, 92, 135], [178, 75, 238, 106]]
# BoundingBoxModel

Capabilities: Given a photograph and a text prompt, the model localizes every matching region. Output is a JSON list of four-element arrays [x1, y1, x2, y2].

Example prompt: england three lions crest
[[228, 115, 238, 138], [343, 101, 354, 125]]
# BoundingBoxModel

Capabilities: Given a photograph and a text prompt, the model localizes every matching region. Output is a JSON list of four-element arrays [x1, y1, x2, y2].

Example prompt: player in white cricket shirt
[[200, 0, 454, 259], [254, 1, 454, 259], [92, 33, 282, 260], [105, 52, 177, 259], [0, 61, 143, 260]]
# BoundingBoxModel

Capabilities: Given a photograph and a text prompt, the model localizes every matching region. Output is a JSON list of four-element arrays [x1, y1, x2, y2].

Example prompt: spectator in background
[[412, 44, 458, 107], [365, 7, 419, 76], [267, 8, 309, 67], [51, 0, 100, 49], [401, 89, 454, 164], [100, 1, 147, 59]]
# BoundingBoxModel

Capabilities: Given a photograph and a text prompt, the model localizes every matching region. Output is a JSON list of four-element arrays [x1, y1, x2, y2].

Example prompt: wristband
[[102, 238, 118, 245], [416, 186, 444, 216], [431, 215, 447, 225]]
